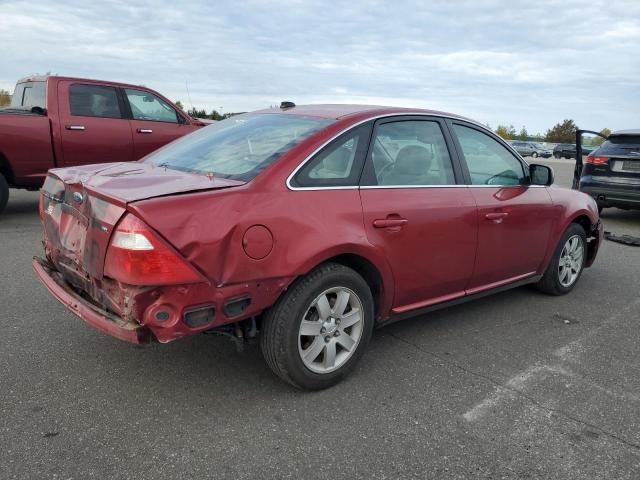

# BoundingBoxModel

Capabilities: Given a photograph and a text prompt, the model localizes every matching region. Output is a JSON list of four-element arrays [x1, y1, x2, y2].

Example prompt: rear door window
[[69, 84, 123, 118], [362, 120, 456, 186]]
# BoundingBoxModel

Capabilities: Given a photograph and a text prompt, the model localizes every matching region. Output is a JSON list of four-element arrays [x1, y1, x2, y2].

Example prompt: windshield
[[144, 113, 332, 181], [10, 81, 46, 109]]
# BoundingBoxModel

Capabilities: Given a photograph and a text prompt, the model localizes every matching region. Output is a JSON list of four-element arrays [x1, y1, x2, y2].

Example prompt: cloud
[[0, 0, 638, 132]]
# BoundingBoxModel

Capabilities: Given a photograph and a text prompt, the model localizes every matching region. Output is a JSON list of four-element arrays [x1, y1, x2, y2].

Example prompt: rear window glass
[[144, 113, 332, 181], [69, 84, 122, 118], [597, 136, 640, 155], [10, 81, 46, 109]]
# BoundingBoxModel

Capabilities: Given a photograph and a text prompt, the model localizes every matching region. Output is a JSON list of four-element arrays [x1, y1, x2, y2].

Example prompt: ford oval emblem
[[72, 192, 84, 204]]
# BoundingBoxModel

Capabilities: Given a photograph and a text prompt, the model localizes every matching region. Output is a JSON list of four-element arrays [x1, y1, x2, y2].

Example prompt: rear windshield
[[10, 81, 46, 109], [597, 135, 640, 156], [144, 113, 332, 181]]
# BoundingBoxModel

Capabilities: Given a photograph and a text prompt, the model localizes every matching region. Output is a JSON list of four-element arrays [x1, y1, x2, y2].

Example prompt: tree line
[[0, 89, 10, 107], [174, 101, 242, 121], [494, 119, 611, 145]]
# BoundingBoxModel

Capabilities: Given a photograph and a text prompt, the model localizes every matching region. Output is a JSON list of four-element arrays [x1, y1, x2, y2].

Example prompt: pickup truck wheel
[[531, 152, 538, 158], [260, 262, 375, 390], [0, 173, 9, 214], [536, 223, 587, 296]]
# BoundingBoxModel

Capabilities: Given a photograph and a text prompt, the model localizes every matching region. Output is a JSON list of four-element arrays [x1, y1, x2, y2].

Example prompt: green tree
[[544, 119, 577, 143], [592, 128, 611, 146], [175, 100, 184, 111], [516, 126, 528, 140], [495, 124, 516, 140], [0, 89, 10, 107]]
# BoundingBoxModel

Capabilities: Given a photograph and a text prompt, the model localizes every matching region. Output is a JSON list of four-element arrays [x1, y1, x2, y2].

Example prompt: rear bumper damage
[[33, 257, 151, 344], [34, 256, 294, 345]]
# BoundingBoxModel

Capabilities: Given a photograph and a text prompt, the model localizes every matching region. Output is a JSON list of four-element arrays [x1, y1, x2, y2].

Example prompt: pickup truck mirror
[[30, 106, 47, 115], [530, 164, 553, 186]]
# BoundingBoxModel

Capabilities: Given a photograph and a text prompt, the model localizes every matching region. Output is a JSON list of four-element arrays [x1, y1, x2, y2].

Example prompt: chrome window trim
[[286, 112, 487, 191]]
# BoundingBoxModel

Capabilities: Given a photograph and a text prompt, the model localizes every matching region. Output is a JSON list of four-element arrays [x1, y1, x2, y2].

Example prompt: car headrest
[[394, 145, 433, 175]]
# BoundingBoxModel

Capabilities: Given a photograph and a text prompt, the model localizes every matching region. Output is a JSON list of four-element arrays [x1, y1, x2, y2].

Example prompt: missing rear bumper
[[32, 257, 151, 345]]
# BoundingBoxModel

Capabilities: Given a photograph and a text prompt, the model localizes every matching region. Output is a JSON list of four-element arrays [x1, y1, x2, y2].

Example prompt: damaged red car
[[34, 104, 603, 389]]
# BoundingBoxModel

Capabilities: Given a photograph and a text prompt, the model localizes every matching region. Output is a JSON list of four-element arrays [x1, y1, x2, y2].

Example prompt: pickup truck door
[[122, 88, 199, 159], [57, 81, 134, 166]]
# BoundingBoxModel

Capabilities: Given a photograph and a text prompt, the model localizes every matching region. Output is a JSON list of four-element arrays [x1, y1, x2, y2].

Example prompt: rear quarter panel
[[130, 186, 395, 319]]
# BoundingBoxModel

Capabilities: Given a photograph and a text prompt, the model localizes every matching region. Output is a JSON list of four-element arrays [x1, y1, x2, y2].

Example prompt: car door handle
[[65, 125, 85, 131], [373, 218, 408, 228], [136, 128, 153, 134], [485, 212, 509, 222]]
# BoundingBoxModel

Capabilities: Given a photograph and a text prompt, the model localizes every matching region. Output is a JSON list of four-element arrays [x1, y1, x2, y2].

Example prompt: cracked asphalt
[[1, 159, 639, 479]]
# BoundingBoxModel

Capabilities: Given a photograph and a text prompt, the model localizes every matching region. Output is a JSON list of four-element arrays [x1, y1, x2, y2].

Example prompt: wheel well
[[323, 254, 384, 318], [0, 153, 15, 185], [571, 214, 597, 263]]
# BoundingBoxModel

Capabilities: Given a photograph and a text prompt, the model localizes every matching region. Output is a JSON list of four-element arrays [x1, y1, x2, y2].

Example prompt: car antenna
[[280, 101, 295, 109]]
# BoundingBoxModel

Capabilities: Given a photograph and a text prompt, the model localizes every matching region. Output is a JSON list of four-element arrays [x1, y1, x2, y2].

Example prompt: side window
[[452, 124, 526, 186], [124, 89, 178, 123], [69, 84, 122, 119], [291, 124, 370, 188], [363, 120, 455, 186]]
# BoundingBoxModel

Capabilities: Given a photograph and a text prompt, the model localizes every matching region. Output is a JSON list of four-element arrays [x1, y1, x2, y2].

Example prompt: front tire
[[537, 224, 587, 295], [531, 151, 538, 158], [260, 263, 375, 390], [0, 174, 9, 214]]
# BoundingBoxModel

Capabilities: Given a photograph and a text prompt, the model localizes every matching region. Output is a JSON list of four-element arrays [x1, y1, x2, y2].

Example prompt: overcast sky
[[1, 0, 638, 133]]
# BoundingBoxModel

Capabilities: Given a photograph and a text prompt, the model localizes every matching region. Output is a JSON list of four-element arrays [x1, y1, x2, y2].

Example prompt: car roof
[[255, 103, 478, 124], [16, 74, 150, 90], [611, 129, 640, 136]]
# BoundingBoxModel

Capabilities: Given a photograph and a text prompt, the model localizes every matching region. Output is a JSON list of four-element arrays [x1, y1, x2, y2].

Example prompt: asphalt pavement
[[1, 159, 639, 479]]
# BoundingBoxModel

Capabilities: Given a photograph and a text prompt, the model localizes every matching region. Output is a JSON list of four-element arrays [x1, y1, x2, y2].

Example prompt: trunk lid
[[41, 162, 244, 288]]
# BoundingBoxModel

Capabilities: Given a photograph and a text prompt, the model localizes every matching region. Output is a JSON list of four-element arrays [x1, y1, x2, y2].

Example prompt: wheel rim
[[558, 235, 584, 287], [298, 287, 364, 374]]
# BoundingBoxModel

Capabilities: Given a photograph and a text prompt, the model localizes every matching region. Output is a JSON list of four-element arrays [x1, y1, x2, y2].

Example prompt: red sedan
[[34, 104, 603, 389]]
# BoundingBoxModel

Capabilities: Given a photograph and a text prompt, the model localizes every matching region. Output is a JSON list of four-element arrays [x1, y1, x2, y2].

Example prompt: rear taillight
[[585, 155, 609, 165], [104, 214, 201, 286]]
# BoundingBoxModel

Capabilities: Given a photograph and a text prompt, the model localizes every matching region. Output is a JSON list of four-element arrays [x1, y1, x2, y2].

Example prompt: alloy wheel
[[298, 287, 364, 374], [558, 235, 584, 287]]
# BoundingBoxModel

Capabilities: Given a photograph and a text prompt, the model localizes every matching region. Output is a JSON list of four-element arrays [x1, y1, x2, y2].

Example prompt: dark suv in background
[[554, 143, 596, 159], [580, 130, 640, 212]]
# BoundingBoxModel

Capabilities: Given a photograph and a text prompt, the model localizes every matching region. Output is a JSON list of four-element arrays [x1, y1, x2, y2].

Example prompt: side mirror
[[530, 164, 554, 186]]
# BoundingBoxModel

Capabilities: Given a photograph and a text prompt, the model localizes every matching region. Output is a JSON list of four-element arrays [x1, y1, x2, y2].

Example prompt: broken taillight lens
[[104, 213, 201, 286], [585, 155, 609, 165]]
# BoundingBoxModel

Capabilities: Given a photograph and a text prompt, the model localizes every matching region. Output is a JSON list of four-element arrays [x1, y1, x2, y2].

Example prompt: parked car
[[579, 129, 640, 212], [0, 75, 206, 213], [554, 143, 596, 159], [533, 142, 554, 158], [510, 141, 548, 158], [34, 104, 603, 390], [553, 143, 577, 159]]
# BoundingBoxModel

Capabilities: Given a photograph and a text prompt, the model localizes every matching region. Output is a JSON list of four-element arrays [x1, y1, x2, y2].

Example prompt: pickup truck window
[[10, 81, 46, 109], [124, 89, 178, 123], [69, 84, 123, 119]]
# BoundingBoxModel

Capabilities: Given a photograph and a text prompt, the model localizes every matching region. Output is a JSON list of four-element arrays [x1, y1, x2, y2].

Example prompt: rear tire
[[260, 263, 375, 390], [537, 223, 587, 296], [0, 174, 9, 214], [531, 152, 538, 158]]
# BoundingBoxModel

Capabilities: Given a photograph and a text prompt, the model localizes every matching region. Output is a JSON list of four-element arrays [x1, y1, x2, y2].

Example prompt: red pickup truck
[[0, 75, 206, 213]]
